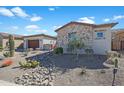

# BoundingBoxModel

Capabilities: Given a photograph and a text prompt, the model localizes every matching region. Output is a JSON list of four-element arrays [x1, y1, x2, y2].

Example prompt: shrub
[[106, 51, 120, 58], [80, 66, 86, 75], [54, 47, 63, 54], [3, 52, 10, 57], [19, 61, 27, 68], [30, 61, 40, 68], [1, 60, 13, 67], [19, 60, 40, 68]]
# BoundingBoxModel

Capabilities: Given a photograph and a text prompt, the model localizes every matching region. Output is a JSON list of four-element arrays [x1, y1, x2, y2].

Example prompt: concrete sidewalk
[[0, 80, 18, 86]]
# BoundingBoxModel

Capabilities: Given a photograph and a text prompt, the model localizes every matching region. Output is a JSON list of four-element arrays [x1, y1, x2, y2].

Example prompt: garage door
[[28, 40, 39, 49]]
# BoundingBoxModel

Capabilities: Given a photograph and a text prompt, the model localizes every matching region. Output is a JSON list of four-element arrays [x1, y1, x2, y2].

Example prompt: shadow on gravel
[[26, 52, 109, 71], [11, 66, 20, 69]]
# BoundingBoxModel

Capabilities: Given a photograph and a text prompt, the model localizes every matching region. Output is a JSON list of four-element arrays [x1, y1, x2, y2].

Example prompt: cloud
[[12, 26, 18, 30], [78, 17, 95, 24], [48, 7, 59, 11], [25, 25, 39, 30], [103, 18, 110, 22], [25, 25, 47, 33], [35, 29, 47, 33], [23, 34, 28, 36], [89, 16, 95, 19], [0, 7, 14, 17], [0, 7, 43, 23], [53, 25, 62, 30], [103, 15, 124, 22], [48, 8, 55, 11], [11, 7, 29, 18], [30, 15, 42, 22], [113, 15, 124, 20]]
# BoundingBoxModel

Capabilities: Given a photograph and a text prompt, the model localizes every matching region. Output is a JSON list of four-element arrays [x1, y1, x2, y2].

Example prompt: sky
[[0, 6, 124, 36]]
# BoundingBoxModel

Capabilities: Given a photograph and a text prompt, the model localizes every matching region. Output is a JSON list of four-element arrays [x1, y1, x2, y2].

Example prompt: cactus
[[9, 35, 15, 57], [114, 58, 118, 68]]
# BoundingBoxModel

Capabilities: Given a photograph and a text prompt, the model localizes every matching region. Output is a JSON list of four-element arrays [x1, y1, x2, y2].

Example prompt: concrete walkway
[[0, 80, 18, 86]]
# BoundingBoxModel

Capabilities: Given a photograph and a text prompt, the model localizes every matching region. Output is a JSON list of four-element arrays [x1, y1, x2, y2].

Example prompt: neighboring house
[[112, 29, 124, 51], [0, 32, 23, 49], [24, 34, 56, 50], [55, 21, 118, 55]]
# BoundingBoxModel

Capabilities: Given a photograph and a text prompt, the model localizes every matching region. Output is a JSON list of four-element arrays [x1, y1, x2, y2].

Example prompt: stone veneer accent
[[57, 23, 94, 53]]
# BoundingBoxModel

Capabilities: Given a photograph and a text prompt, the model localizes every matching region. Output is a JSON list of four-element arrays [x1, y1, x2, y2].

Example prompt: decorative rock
[[48, 82, 53, 86], [42, 79, 49, 86], [14, 67, 55, 86]]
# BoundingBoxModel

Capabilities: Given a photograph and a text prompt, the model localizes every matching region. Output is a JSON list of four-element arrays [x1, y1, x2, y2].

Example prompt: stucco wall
[[3, 39, 23, 49], [24, 35, 56, 49], [92, 27, 111, 54]]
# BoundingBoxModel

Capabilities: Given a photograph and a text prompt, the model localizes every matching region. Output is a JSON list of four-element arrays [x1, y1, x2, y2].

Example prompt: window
[[97, 32, 103, 38]]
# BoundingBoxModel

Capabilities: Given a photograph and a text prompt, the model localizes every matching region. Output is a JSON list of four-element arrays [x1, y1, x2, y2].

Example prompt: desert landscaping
[[0, 49, 124, 86], [0, 32, 124, 86]]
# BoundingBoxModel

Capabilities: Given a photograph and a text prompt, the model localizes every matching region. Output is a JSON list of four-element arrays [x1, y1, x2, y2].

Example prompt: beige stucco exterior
[[24, 34, 56, 50], [56, 22, 117, 55], [2, 38, 23, 49]]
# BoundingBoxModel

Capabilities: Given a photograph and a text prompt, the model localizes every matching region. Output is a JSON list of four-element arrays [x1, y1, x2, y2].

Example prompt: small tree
[[67, 38, 85, 61], [9, 35, 15, 57], [84, 48, 94, 62]]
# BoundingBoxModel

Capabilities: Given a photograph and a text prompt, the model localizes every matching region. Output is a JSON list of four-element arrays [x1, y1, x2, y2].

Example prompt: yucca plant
[[9, 35, 15, 57]]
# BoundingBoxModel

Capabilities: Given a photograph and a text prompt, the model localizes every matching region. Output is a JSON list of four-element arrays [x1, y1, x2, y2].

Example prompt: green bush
[[31, 61, 40, 68], [19, 60, 40, 68], [54, 47, 63, 54], [3, 52, 10, 57]]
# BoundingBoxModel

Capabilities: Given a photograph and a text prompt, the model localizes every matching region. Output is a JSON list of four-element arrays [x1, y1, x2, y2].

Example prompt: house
[[55, 21, 118, 55], [0, 32, 23, 49], [23, 34, 56, 50], [112, 29, 124, 51]]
